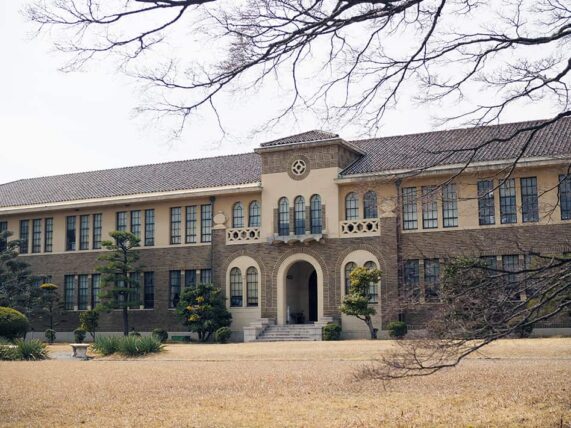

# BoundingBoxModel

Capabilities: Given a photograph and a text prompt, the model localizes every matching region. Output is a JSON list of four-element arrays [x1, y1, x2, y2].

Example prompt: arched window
[[310, 194, 322, 234], [363, 191, 378, 219], [345, 192, 359, 220], [294, 196, 305, 235], [278, 197, 289, 236], [246, 267, 258, 306], [248, 201, 261, 227], [230, 267, 243, 307], [232, 202, 244, 228], [344, 262, 357, 294], [364, 261, 379, 303]]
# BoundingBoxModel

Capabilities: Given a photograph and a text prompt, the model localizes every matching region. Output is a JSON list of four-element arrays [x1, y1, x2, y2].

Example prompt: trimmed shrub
[[14, 339, 48, 360], [214, 327, 232, 344], [322, 323, 342, 341], [0, 307, 29, 340], [152, 328, 169, 343], [44, 329, 56, 344], [129, 330, 141, 337], [515, 323, 534, 338], [387, 321, 408, 339], [93, 336, 121, 356], [74, 328, 87, 343]]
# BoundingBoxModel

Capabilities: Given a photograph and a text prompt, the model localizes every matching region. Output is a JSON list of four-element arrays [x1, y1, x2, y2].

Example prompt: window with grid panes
[[185, 206, 197, 243], [402, 187, 418, 230], [442, 184, 458, 227], [246, 267, 258, 306], [422, 186, 438, 229], [294, 196, 305, 235], [477, 180, 495, 225], [424, 259, 440, 302], [520, 177, 538, 223], [92, 214, 102, 249], [170, 207, 182, 244], [79, 215, 89, 250], [230, 267, 243, 307], [201, 204, 212, 242], [499, 179, 517, 224], [32, 219, 42, 253], [144, 209, 154, 246]]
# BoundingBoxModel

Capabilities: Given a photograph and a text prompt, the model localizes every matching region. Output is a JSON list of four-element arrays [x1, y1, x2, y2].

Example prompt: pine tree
[[341, 266, 381, 339]]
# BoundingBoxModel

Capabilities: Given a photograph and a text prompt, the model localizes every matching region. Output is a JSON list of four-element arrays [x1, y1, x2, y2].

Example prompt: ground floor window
[[144, 272, 154, 309], [230, 268, 243, 307]]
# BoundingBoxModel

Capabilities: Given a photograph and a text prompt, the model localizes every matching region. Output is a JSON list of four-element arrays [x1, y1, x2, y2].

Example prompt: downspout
[[395, 178, 404, 323], [209, 195, 216, 282]]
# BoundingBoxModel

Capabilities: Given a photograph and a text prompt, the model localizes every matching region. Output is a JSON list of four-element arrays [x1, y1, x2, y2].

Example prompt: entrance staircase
[[256, 324, 318, 342]]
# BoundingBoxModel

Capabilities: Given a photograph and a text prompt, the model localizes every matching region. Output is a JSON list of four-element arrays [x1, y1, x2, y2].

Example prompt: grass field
[[1, 338, 570, 427]]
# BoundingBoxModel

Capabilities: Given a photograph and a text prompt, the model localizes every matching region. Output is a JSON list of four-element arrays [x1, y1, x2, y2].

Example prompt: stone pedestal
[[71, 344, 89, 359]]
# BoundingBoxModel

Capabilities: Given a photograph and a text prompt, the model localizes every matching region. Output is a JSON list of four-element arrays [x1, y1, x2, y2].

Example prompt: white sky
[[0, 2, 555, 185]]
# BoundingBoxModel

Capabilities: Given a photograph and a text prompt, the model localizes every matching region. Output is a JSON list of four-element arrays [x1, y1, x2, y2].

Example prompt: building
[[1, 119, 571, 340]]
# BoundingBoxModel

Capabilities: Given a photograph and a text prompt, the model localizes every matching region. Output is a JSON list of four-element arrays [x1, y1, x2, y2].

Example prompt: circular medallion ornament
[[288, 156, 311, 180]]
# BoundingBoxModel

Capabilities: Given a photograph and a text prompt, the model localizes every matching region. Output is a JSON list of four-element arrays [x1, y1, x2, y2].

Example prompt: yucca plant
[[14, 339, 48, 360], [92, 336, 121, 356]]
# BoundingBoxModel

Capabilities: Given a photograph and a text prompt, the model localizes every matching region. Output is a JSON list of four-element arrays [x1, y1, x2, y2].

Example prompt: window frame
[[520, 177, 539, 223], [65, 216, 76, 252], [170, 207, 182, 245], [91, 273, 101, 307], [345, 192, 359, 221], [230, 267, 243, 307], [403, 259, 420, 302], [232, 202, 244, 228], [246, 267, 259, 307], [499, 178, 517, 224], [32, 218, 42, 253], [185, 206, 197, 244], [294, 196, 305, 235], [144, 209, 155, 246], [78, 274, 89, 310], [248, 201, 261, 227], [363, 191, 378, 219], [442, 183, 458, 228], [402, 187, 418, 230], [44, 218, 53, 253], [278, 197, 290, 236], [143, 272, 154, 309], [92, 214, 102, 250], [477, 180, 496, 225], [559, 174, 571, 220], [421, 186, 438, 229], [201, 204, 213, 243], [130, 210, 141, 238], [79, 215, 89, 250], [64, 275, 74, 310], [424, 259, 440, 302], [168, 270, 181, 308], [344, 262, 356, 295], [364, 261, 379, 303], [116, 211, 128, 232], [310, 194, 322, 234]]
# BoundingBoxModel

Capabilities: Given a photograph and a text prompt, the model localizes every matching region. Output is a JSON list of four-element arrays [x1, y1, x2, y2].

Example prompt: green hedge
[[0, 307, 29, 340]]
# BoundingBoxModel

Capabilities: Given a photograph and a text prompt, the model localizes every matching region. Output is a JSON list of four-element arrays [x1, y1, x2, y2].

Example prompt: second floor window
[[442, 184, 458, 228], [116, 212, 127, 231], [170, 207, 182, 244], [230, 267, 243, 307], [249, 201, 261, 227], [32, 219, 42, 253], [93, 214, 102, 250], [79, 215, 89, 250], [422, 186, 438, 229], [186, 206, 197, 244], [144, 209, 155, 246], [232, 202, 244, 228], [478, 180, 495, 225], [201, 204, 212, 243], [310, 194, 322, 234], [294, 196, 305, 235], [402, 187, 418, 230], [560, 174, 571, 220], [0, 221, 7, 252], [345, 192, 359, 220], [363, 191, 378, 219], [499, 178, 516, 224], [44, 218, 53, 253], [130, 210, 141, 238], [19, 220, 30, 254], [521, 177, 538, 223], [65, 216, 76, 251], [278, 197, 289, 236]]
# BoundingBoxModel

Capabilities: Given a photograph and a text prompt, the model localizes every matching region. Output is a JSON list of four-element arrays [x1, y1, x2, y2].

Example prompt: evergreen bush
[[322, 323, 342, 341], [152, 328, 169, 343], [44, 329, 56, 344], [0, 307, 29, 340], [214, 327, 232, 343], [73, 328, 87, 343], [387, 321, 408, 339]]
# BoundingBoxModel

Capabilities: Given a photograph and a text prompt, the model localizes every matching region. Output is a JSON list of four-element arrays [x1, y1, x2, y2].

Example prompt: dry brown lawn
[[1, 338, 570, 427]]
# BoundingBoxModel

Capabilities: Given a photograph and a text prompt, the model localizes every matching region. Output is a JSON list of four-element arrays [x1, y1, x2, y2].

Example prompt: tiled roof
[[259, 130, 339, 147], [342, 118, 571, 176], [1, 118, 569, 209], [0, 153, 261, 208]]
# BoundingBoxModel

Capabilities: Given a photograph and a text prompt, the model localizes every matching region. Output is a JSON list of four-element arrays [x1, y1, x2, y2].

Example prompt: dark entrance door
[[308, 270, 318, 322]]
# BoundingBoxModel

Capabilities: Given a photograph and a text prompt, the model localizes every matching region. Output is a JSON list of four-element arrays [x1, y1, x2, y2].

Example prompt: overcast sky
[[0, 2, 555, 185]]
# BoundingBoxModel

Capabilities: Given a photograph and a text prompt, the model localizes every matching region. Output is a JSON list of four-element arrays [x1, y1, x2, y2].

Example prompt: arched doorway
[[277, 253, 324, 325]]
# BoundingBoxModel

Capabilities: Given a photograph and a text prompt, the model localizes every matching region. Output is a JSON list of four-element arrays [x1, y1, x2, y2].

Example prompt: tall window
[[44, 218, 53, 253], [130, 210, 141, 238], [442, 184, 458, 227], [128, 272, 140, 306], [477, 180, 495, 225], [520, 177, 538, 223], [185, 206, 197, 243], [230, 267, 243, 307], [92, 274, 101, 307], [344, 262, 356, 294], [364, 261, 378, 303], [185, 270, 197, 288], [404, 260, 420, 302], [345, 192, 359, 220], [502, 255, 520, 300], [0, 221, 7, 252], [499, 178, 516, 224], [480, 256, 498, 271], [79, 215, 89, 250], [200, 269, 212, 285], [246, 267, 258, 307], [559, 174, 571, 220], [19, 220, 29, 254], [424, 259, 440, 302], [92, 214, 102, 250], [64, 275, 74, 310], [144, 209, 155, 246], [78, 274, 89, 310], [422, 186, 438, 229], [363, 191, 378, 219], [144, 272, 154, 309], [201, 204, 213, 243], [32, 219, 42, 253], [402, 187, 418, 230], [116, 212, 127, 231], [294, 196, 305, 235], [232, 202, 244, 228], [65, 216, 76, 251], [169, 270, 181, 308], [310, 194, 322, 234], [170, 207, 182, 244], [278, 197, 289, 236], [249, 201, 261, 227]]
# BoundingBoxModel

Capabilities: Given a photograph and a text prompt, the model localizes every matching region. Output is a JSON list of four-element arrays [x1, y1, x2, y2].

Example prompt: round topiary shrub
[[214, 327, 232, 344], [0, 307, 29, 340], [74, 328, 86, 343], [44, 329, 56, 344], [322, 323, 342, 341], [387, 321, 408, 339], [152, 328, 169, 343]]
